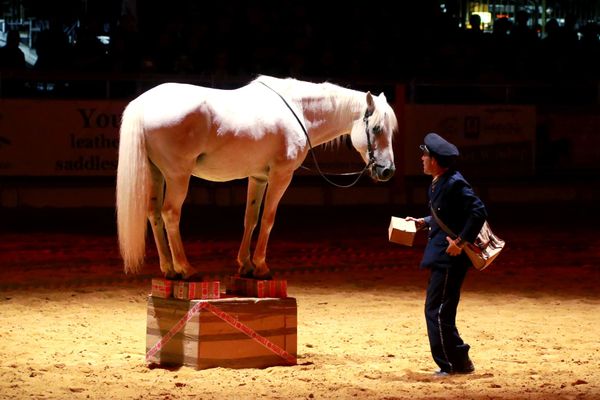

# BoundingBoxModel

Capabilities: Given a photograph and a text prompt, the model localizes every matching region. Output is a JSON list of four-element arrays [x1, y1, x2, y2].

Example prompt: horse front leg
[[237, 176, 268, 277], [252, 172, 294, 279], [162, 174, 197, 279]]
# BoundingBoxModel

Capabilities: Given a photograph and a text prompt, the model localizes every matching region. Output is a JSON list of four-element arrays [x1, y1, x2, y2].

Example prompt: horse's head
[[350, 92, 397, 182]]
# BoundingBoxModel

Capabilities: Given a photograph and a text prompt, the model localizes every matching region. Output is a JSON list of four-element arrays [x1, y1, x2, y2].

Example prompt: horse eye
[[372, 125, 382, 135]]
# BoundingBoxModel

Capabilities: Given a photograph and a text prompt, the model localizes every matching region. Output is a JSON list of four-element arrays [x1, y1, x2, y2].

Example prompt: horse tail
[[116, 99, 149, 274]]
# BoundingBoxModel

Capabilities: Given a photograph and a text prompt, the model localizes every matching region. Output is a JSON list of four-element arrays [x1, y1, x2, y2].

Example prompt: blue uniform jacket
[[421, 170, 487, 269]]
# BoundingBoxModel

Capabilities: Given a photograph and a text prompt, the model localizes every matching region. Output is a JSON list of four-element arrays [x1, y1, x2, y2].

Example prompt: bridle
[[362, 108, 380, 172], [259, 81, 381, 188]]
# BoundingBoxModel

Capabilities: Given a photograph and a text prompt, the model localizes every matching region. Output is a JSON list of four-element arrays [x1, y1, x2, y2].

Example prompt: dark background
[[3, 0, 600, 83], [1, 0, 599, 229]]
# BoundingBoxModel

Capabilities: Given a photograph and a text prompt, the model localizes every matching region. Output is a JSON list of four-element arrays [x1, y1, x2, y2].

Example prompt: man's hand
[[445, 236, 464, 256], [406, 216, 426, 230]]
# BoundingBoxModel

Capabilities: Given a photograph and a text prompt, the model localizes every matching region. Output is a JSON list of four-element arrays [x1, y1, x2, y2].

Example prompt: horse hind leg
[[162, 173, 198, 279], [147, 162, 177, 278], [237, 176, 268, 277]]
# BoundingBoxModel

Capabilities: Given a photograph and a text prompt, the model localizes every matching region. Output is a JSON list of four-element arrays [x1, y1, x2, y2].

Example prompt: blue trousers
[[425, 264, 472, 373]]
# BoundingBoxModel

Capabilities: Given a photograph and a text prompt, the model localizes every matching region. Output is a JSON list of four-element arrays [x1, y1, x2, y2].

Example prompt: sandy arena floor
[[0, 206, 599, 399]]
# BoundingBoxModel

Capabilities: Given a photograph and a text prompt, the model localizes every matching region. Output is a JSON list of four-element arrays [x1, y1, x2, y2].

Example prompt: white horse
[[116, 75, 398, 279]]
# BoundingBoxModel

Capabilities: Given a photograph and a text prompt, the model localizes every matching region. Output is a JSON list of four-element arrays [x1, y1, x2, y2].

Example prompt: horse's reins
[[259, 81, 377, 189]]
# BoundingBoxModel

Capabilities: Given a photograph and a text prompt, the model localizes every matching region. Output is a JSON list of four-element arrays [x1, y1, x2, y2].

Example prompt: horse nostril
[[380, 167, 394, 180]]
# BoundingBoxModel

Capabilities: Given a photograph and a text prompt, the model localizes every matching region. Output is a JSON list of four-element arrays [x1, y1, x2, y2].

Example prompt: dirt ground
[[0, 206, 599, 400]]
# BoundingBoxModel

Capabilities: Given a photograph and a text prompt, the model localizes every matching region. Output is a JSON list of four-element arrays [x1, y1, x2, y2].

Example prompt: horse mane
[[253, 75, 364, 114], [252, 75, 366, 149]]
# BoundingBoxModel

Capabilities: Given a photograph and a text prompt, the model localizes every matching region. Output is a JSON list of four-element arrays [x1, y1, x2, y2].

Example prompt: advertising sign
[[0, 99, 126, 176], [404, 104, 536, 177]]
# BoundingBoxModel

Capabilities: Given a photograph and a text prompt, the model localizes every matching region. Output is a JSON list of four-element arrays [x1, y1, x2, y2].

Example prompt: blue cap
[[419, 133, 459, 157]]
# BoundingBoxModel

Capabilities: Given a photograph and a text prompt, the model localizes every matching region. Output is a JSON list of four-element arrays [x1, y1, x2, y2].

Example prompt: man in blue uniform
[[406, 133, 487, 376]]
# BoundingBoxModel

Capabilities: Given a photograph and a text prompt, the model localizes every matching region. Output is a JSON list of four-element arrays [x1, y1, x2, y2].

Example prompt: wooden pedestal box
[[146, 296, 297, 369]]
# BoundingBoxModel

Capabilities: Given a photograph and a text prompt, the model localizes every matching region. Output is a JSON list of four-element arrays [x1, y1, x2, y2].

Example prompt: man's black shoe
[[455, 359, 475, 374], [433, 360, 475, 377]]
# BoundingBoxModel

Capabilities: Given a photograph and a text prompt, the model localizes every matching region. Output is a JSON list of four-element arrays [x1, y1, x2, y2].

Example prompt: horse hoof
[[252, 270, 273, 280], [238, 270, 254, 279], [182, 272, 204, 282]]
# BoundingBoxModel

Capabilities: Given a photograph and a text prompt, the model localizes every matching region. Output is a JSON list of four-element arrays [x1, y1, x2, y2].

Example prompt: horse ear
[[378, 92, 387, 102], [366, 91, 375, 114]]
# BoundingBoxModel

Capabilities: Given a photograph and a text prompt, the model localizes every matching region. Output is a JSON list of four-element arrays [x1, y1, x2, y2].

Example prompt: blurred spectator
[[109, 14, 143, 73], [487, 17, 513, 79], [0, 30, 26, 70], [72, 17, 108, 72], [512, 10, 538, 42], [465, 13, 484, 40], [577, 22, 600, 79], [153, 27, 179, 73], [540, 18, 567, 79], [0, 30, 26, 96], [561, 14, 580, 45], [544, 18, 561, 41], [462, 13, 486, 78], [34, 20, 72, 71], [511, 10, 540, 79]]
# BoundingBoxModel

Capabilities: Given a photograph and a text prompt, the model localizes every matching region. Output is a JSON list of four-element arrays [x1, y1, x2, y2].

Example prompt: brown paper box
[[146, 296, 297, 369], [388, 216, 416, 246]]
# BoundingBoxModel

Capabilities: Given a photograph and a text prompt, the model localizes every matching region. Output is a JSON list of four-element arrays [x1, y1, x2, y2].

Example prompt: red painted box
[[226, 276, 287, 298], [151, 278, 173, 298], [173, 281, 220, 300]]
